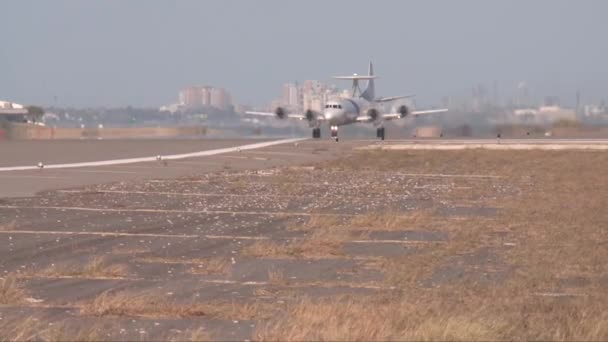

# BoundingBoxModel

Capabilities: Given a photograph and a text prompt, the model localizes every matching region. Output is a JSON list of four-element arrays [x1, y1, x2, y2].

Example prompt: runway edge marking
[[0, 138, 307, 172]]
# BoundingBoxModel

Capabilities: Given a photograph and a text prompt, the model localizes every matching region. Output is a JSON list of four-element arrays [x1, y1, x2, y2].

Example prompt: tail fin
[[361, 61, 375, 101]]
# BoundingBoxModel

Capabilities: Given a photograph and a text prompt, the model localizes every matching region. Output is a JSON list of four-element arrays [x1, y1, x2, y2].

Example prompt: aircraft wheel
[[376, 127, 385, 140], [312, 128, 321, 139]]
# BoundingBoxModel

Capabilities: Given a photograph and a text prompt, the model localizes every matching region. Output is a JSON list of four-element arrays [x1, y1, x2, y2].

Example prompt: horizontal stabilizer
[[332, 75, 378, 80], [375, 95, 416, 102]]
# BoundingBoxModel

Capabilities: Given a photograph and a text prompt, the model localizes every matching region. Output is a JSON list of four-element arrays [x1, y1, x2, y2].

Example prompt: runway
[[0, 138, 356, 198], [1, 137, 606, 340], [362, 138, 608, 150], [0, 138, 306, 171], [2, 137, 607, 198]]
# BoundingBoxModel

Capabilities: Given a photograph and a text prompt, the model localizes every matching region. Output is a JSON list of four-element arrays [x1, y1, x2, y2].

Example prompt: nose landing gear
[[376, 127, 385, 141], [330, 125, 339, 142], [312, 128, 321, 139]]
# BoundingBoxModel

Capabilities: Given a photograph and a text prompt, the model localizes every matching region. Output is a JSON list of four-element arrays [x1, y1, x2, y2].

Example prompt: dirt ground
[[0, 146, 607, 341]]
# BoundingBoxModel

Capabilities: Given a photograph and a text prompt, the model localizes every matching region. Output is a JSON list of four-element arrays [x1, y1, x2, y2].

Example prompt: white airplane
[[246, 62, 448, 141]]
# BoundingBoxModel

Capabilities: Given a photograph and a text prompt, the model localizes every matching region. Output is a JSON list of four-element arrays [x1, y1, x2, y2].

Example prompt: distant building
[[210, 87, 231, 110], [583, 104, 607, 118], [281, 83, 301, 109], [513, 105, 576, 123], [0, 100, 28, 121], [179, 86, 206, 108], [179, 86, 232, 110]]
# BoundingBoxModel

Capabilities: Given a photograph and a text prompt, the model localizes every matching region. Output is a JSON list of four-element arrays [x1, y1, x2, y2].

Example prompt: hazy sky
[[1, 0, 607, 107]]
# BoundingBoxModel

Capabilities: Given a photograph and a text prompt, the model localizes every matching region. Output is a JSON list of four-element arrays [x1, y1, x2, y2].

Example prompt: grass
[[111, 245, 151, 255], [80, 290, 277, 320], [348, 209, 440, 230], [36, 256, 128, 279], [0, 316, 212, 341], [267, 268, 288, 286], [256, 285, 608, 341], [0, 276, 26, 304], [253, 149, 608, 341], [0, 220, 16, 231], [136, 256, 232, 275], [189, 257, 231, 275], [0, 317, 100, 342], [241, 228, 348, 259]]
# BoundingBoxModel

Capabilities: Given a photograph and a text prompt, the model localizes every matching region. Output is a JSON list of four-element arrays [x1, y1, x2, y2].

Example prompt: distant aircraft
[[246, 62, 448, 141]]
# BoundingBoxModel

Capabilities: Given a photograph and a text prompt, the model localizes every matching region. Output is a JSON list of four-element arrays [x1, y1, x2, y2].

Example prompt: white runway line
[[55, 189, 416, 200], [363, 140, 608, 151], [0, 175, 65, 179], [0, 138, 307, 172], [0, 230, 441, 245], [44, 169, 139, 174], [0, 204, 354, 217]]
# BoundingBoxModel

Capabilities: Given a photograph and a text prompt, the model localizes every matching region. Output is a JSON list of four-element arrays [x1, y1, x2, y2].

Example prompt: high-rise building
[[180, 86, 204, 108], [201, 87, 212, 106], [282, 82, 301, 109], [179, 86, 232, 110]]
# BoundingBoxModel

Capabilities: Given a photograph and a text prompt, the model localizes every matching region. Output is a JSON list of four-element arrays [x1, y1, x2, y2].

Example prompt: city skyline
[[1, 1, 607, 107]]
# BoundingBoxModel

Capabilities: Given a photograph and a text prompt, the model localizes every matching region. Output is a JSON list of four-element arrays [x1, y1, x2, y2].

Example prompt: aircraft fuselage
[[322, 97, 372, 126]]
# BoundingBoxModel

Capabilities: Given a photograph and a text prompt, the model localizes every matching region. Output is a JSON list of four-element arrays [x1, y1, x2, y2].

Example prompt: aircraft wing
[[245, 111, 306, 120], [332, 76, 377, 80], [382, 108, 448, 120], [375, 95, 415, 102], [356, 108, 448, 122]]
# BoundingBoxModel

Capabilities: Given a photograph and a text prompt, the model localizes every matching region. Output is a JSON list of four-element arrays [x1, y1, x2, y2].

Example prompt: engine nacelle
[[397, 105, 409, 118], [305, 109, 321, 128], [305, 109, 315, 122], [274, 107, 287, 119], [367, 108, 380, 122]]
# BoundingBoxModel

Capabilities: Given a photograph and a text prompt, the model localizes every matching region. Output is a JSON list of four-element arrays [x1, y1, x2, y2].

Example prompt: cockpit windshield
[[325, 104, 342, 109]]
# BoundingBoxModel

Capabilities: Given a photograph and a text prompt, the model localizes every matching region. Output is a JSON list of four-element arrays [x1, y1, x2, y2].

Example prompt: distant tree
[[553, 118, 581, 128], [26, 106, 45, 123]]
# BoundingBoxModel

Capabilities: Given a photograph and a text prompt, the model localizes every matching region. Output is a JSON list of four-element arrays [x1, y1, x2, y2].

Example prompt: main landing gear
[[376, 127, 385, 141], [330, 125, 339, 142], [312, 128, 321, 139]]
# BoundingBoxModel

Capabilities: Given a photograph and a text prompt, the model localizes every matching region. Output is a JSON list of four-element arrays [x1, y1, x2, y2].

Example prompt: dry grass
[[267, 269, 288, 286], [254, 150, 608, 341], [111, 245, 151, 255], [81, 290, 277, 320], [256, 287, 608, 341], [170, 328, 213, 342], [348, 209, 439, 230], [292, 213, 345, 230], [292, 209, 447, 232], [0, 276, 26, 304], [241, 240, 292, 258], [36, 256, 128, 279], [241, 228, 348, 259], [0, 316, 211, 341], [188, 257, 231, 275], [0, 220, 16, 231], [0, 317, 102, 342], [136, 255, 231, 275]]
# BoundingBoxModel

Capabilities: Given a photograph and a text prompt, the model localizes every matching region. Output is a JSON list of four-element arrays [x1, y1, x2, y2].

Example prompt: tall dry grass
[[0, 316, 211, 341], [256, 285, 608, 341], [0, 276, 25, 304], [255, 150, 608, 341], [36, 256, 128, 279], [81, 290, 277, 320]]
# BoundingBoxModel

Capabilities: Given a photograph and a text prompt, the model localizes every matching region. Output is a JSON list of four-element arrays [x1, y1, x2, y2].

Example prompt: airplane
[[246, 62, 448, 141]]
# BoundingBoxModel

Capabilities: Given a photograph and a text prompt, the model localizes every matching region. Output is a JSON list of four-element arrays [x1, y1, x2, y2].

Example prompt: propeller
[[397, 105, 409, 118], [305, 109, 315, 122], [367, 108, 380, 121], [274, 107, 287, 119]]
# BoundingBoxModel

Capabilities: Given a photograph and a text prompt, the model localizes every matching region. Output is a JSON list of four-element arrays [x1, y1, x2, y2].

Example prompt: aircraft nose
[[324, 109, 338, 120]]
